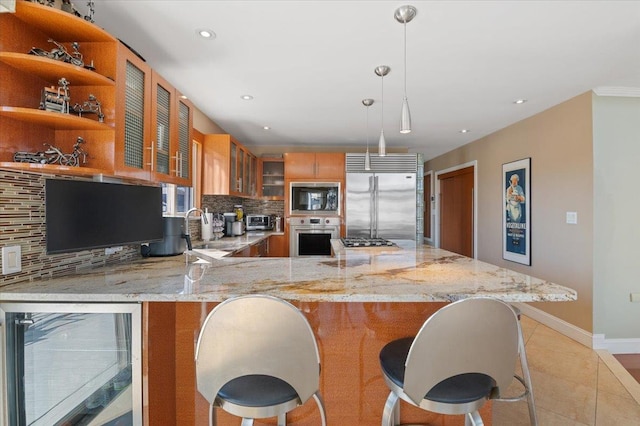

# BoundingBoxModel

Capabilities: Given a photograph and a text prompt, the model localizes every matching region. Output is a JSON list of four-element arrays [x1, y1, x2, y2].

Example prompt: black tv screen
[[45, 179, 164, 254]]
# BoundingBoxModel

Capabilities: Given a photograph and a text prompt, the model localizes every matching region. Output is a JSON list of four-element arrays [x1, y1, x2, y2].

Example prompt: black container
[[147, 216, 186, 256]]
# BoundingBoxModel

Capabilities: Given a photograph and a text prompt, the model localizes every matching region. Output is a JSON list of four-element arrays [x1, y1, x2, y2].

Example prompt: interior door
[[424, 173, 431, 240], [439, 166, 474, 257]]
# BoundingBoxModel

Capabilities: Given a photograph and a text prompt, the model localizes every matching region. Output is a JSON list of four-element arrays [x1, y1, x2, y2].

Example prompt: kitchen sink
[[193, 243, 219, 250]]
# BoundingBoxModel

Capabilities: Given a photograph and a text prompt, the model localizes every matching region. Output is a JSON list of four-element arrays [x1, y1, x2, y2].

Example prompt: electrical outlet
[[105, 246, 124, 255], [630, 293, 640, 303], [2, 245, 22, 274]]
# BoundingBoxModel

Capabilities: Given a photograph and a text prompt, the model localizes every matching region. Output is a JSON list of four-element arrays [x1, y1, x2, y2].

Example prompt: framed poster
[[503, 158, 531, 265]]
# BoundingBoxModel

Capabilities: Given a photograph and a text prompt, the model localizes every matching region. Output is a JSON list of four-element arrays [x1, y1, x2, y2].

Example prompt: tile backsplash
[[0, 170, 140, 287], [0, 170, 286, 287], [201, 195, 284, 218]]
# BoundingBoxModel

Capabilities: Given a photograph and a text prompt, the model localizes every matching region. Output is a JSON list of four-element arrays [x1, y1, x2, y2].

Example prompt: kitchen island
[[0, 241, 576, 425]]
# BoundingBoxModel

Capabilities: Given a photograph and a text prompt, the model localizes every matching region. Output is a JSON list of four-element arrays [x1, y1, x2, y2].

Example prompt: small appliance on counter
[[232, 221, 245, 236], [246, 214, 273, 231], [223, 212, 237, 236], [145, 216, 186, 256]]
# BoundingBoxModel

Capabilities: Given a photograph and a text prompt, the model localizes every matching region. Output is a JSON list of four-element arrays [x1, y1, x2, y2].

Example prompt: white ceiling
[[90, 1, 640, 161]]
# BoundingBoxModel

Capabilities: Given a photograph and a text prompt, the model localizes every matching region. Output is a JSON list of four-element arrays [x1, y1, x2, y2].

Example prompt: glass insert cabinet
[[0, 303, 142, 426]]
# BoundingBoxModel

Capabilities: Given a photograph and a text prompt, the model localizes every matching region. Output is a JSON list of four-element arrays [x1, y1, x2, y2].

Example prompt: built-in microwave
[[290, 182, 340, 215]]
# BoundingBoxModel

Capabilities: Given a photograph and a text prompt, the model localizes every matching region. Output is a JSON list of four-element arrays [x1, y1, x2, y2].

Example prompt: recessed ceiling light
[[459, 129, 470, 133], [263, 126, 271, 130], [514, 99, 527, 104], [241, 95, 254, 100], [197, 29, 216, 39], [180, 95, 188, 100]]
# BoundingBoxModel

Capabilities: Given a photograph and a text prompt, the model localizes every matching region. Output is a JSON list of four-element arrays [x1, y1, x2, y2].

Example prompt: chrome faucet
[[184, 207, 207, 251]]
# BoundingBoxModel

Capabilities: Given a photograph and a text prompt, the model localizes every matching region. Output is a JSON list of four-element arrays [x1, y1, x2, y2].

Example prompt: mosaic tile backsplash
[[0, 170, 286, 287], [0, 170, 141, 287], [201, 195, 284, 218]]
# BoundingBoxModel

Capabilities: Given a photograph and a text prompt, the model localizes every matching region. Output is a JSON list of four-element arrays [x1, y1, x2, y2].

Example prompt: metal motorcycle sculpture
[[27, 0, 95, 23], [71, 94, 104, 122], [14, 137, 88, 167], [29, 39, 95, 70]]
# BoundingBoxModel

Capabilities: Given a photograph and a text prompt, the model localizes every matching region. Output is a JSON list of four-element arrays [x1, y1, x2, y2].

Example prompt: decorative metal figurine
[[72, 94, 104, 122], [40, 78, 71, 114], [14, 137, 88, 167], [29, 39, 95, 70], [26, 0, 95, 22], [84, 1, 95, 23]]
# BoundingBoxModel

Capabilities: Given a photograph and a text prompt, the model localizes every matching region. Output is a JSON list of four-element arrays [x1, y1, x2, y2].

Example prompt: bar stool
[[495, 305, 538, 425], [378, 297, 520, 426], [195, 295, 327, 426]]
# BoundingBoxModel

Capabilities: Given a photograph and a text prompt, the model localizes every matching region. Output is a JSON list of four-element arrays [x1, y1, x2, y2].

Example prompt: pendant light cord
[[404, 21, 407, 97], [366, 105, 370, 149], [381, 75, 384, 124]]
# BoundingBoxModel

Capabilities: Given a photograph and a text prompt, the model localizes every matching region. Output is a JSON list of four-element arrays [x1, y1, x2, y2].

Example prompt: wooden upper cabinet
[[0, 2, 191, 184], [284, 153, 345, 180], [114, 44, 151, 181], [114, 44, 192, 185], [174, 96, 193, 185], [259, 158, 285, 200], [202, 134, 254, 196]]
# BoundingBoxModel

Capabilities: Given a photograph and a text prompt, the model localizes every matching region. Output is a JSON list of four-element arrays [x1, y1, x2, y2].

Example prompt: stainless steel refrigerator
[[345, 153, 420, 240]]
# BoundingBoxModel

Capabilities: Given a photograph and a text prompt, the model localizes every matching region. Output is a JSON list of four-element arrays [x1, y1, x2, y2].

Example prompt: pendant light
[[395, 5, 417, 134], [375, 65, 390, 157], [362, 98, 374, 170]]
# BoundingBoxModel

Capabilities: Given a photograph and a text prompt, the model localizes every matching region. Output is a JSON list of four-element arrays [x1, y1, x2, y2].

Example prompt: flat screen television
[[45, 179, 164, 254]]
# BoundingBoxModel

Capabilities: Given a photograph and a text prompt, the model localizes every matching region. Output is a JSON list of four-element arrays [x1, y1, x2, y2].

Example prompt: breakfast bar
[[0, 240, 576, 425]]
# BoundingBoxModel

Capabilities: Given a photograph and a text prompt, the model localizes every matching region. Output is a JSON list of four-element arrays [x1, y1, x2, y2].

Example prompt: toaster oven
[[246, 214, 273, 231]]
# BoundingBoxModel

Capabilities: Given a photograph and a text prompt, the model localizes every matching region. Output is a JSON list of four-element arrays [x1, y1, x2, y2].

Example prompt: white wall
[[593, 95, 640, 340]]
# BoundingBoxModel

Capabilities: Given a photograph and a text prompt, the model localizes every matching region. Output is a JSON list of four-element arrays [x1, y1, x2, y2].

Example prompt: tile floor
[[492, 316, 640, 425]]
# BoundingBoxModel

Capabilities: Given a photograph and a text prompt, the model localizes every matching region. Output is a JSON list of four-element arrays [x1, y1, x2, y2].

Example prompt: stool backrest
[[195, 295, 320, 405], [404, 298, 519, 406]]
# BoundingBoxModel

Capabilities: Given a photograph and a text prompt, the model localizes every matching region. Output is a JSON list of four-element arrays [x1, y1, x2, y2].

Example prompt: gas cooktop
[[340, 237, 396, 248]]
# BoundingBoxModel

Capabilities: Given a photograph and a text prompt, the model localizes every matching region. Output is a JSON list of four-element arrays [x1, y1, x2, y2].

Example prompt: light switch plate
[[2, 245, 22, 274], [631, 293, 640, 303], [566, 211, 578, 224]]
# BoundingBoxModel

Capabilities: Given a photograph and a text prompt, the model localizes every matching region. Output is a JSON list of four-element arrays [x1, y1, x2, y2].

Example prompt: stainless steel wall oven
[[289, 216, 340, 256]]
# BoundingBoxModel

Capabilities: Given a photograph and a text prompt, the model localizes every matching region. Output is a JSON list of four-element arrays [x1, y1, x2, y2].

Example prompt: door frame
[[434, 160, 478, 258], [423, 169, 434, 245]]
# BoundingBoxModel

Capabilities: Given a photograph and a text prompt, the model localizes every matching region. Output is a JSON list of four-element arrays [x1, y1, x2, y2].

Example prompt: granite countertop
[[0, 239, 577, 304], [191, 231, 283, 258]]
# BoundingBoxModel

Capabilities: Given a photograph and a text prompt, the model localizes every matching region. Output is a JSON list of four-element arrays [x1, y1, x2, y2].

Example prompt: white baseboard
[[512, 302, 593, 348], [593, 334, 640, 354], [513, 303, 640, 354]]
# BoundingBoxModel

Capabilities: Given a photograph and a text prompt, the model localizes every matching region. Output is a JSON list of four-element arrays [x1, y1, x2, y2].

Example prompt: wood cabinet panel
[[268, 234, 288, 257], [203, 134, 255, 197], [284, 152, 344, 180], [315, 152, 345, 179]]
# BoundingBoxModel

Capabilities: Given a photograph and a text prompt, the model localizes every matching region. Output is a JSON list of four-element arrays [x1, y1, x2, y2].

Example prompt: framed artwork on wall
[[503, 158, 531, 265]]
